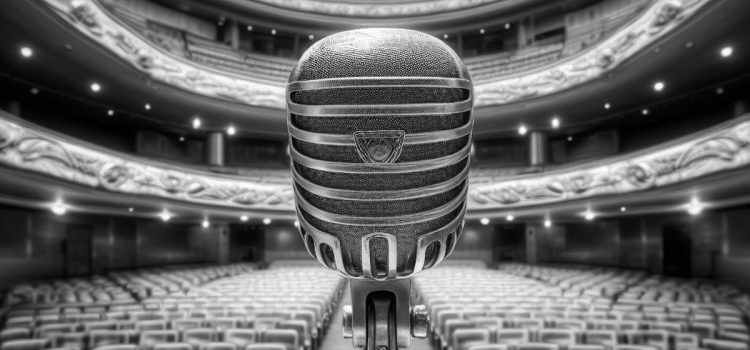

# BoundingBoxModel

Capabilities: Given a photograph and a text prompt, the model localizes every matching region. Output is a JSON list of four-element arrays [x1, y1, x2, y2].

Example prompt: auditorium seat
[[703, 339, 749, 350], [223, 329, 257, 349], [203, 343, 236, 350], [0, 339, 50, 350], [0, 328, 31, 342], [453, 328, 491, 350], [244, 344, 286, 350], [259, 329, 298, 350], [140, 330, 179, 350]]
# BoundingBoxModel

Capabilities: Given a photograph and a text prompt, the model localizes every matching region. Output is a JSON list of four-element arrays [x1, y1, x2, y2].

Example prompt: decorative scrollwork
[[244, 0, 500, 17]]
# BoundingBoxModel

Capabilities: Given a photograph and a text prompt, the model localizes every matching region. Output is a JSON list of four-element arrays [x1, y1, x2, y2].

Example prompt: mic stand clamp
[[343, 279, 430, 350]]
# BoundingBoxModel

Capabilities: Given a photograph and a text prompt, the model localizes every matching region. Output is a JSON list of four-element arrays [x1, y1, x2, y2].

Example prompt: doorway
[[662, 224, 692, 277], [65, 224, 93, 277]]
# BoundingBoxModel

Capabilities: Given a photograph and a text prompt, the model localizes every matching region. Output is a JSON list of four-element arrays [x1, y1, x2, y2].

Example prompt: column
[[207, 132, 226, 166], [529, 131, 548, 166], [227, 21, 240, 50]]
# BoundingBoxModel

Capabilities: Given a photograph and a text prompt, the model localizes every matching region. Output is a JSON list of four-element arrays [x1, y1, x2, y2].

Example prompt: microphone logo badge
[[353, 130, 405, 163]]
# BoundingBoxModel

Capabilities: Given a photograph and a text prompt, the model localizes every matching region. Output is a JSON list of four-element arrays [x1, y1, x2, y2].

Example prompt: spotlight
[[192, 117, 201, 129], [202, 219, 210, 228], [518, 125, 528, 135], [90, 82, 101, 92], [51, 201, 67, 216], [584, 210, 595, 221], [551, 117, 560, 129], [240, 215, 249, 222], [20, 46, 33, 58], [227, 126, 236, 136], [506, 214, 514, 222], [544, 219, 552, 228], [262, 218, 272, 225], [720, 46, 733, 58], [480, 218, 490, 225], [159, 210, 172, 222], [653, 81, 665, 92]]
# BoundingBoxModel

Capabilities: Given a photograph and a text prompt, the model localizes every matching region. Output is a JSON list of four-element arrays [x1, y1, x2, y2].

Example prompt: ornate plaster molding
[[238, 0, 500, 18], [468, 117, 750, 209], [40, 0, 710, 109], [0, 114, 294, 210], [474, 0, 711, 106]]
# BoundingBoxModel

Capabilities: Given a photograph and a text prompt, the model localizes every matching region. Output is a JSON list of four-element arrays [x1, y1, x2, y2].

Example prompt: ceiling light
[[240, 215, 249, 222], [480, 218, 490, 225], [653, 81, 665, 92], [159, 210, 172, 222], [584, 210, 595, 221], [567, 136, 574, 142], [107, 109, 114, 116], [544, 219, 552, 228], [20, 46, 33, 58], [271, 29, 277, 35], [687, 198, 703, 216], [518, 125, 528, 135], [551, 117, 560, 129], [246, 25, 253, 31], [506, 214, 514, 222], [685, 41, 694, 49], [443, 34, 449, 39], [720, 46, 733, 58], [505, 23, 510, 29], [179, 136, 185, 142], [620, 206, 627, 212], [90, 82, 101, 92], [30, 88, 39, 95], [479, 29, 485, 35], [294, 220, 300, 228], [262, 217, 272, 225], [192, 117, 201, 129], [604, 102, 611, 110], [51, 201, 67, 216], [145, 103, 151, 110], [227, 126, 236, 136], [128, 207, 134, 212], [308, 34, 314, 40], [641, 108, 649, 116], [716, 87, 725, 95], [201, 219, 210, 228]]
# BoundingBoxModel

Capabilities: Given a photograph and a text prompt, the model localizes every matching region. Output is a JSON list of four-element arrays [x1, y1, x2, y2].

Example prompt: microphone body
[[287, 28, 473, 349]]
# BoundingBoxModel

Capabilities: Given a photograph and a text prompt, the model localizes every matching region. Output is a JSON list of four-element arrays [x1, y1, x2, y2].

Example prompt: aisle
[[319, 282, 433, 350]]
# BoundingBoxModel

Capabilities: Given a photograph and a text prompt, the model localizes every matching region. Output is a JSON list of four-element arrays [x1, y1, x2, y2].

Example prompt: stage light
[[480, 218, 490, 225], [551, 117, 560, 129], [653, 81, 665, 92], [721, 46, 733, 58], [202, 219, 210, 228], [159, 210, 172, 222], [20, 46, 33, 58], [51, 201, 67, 215], [227, 126, 236, 136], [263, 217, 272, 225], [240, 215, 249, 222], [518, 125, 528, 135], [544, 219, 552, 228], [90, 82, 101, 93], [506, 214, 514, 222]]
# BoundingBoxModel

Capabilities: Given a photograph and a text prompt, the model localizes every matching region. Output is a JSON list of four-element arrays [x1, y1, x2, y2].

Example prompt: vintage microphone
[[286, 28, 474, 350]]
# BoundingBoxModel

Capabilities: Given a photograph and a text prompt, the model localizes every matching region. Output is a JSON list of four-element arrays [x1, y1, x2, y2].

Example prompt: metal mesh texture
[[291, 112, 470, 134], [290, 87, 468, 105], [292, 136, 468, 163]]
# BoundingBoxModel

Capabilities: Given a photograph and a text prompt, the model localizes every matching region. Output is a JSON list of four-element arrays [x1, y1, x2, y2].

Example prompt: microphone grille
[[287, 29, 473, 280]]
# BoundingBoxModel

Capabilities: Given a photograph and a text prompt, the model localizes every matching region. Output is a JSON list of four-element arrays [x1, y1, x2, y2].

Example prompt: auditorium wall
[[0, 207, 223, 289]]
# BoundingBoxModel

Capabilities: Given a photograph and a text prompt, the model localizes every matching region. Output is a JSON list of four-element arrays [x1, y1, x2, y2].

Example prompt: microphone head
[[287, 28, 473, 280]]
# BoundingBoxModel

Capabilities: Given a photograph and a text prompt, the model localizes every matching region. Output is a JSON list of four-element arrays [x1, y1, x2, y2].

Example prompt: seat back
[[517, 343, 560, 350], [453, 328, 491, 350], [140, 330, 179, 350], [183, 328, 216, 350], [0, 339, 50, 350], [496, 329, 530, 345], [585, 330, 617, 346], [539, 329, 577, 345], [89, 330, 129, 349], [260, 329, 298, 350], [223, 329, 256, 349], [703, 339, 749, 350]]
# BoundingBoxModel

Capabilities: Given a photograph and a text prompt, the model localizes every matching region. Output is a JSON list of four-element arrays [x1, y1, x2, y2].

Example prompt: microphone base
[[343, 279, 429, 350]]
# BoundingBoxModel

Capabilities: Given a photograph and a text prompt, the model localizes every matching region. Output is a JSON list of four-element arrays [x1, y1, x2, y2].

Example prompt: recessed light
[[30, 87, 39, 95], [567, 136, 574, 142], [145, 103, 151, 110], [246, 25, 253, 31], [201, 219, 210, 228], [240, 215, 249, 222], [506, 214, 514, 222], [192, 117, 201, 129], [604, 102, 611, 110], [159, 210, 172, 221], [107, 109, 114, 116], [51, 201, 67, 216], [179, 136, 185, 142], [641, 109, 649, 116], [90, 82, 101, 92], [271, 29, 277, 35], [720, 46, 733, 58], [685, 41, 694, 49], [480, 218, 490, 225], [716, 87, 725, 95], [308, 34, 314, 40], [518, 125, 528, 135], [294, 220, 300, 228], [653, 81, 665, 92], [505, 23, 510, 29], [443, 34, 449, 39], [687, 198, 703, 216], [20, 47, 33, 58], [227, 126, 236, 136], [544, 219, 552, 228], [620, 206, 627, 212], [262, 217, 272, 225], [551, 117, 560, 129], [128, 207, 134, 212], [584, 210, 595, 221], [479, 29, 485, 34]]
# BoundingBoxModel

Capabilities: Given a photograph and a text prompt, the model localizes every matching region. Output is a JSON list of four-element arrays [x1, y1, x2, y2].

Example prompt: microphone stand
[[343, 279, 429, 350]]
